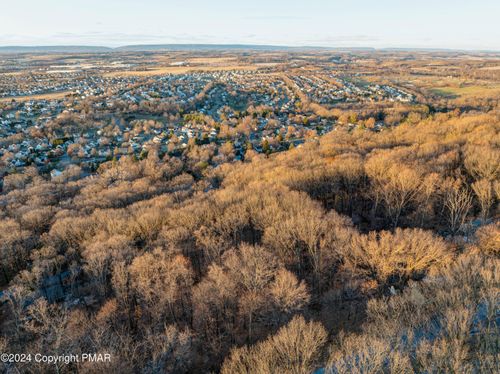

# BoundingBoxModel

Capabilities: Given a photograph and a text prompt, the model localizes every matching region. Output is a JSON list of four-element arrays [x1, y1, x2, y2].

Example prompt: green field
[[430, 84, 500, 98]]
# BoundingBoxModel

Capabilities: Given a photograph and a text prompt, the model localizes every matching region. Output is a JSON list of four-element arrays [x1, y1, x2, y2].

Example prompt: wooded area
[[1, 106, 498, 372]]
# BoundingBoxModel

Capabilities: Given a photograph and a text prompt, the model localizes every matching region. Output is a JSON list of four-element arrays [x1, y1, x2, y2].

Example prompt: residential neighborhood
[[0, 54, 420, 185]]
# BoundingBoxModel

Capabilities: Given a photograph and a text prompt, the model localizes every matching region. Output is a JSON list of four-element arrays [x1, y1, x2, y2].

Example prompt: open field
[[479, 65, 500, 70], [0, 71, 24, 76], [153, 55, 238, 64], [0, 90, 72, 102], [186, 57, 238, 64], [430, 84, 500, 98], [103, 63, 277, 77]]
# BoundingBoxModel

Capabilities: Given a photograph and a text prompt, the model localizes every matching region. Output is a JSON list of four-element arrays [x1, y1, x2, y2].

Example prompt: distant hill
[[0, 46, 113, 53], [0, 44, 372, 54], [114, 44, 338, 52], [2, 44, 493, 54]]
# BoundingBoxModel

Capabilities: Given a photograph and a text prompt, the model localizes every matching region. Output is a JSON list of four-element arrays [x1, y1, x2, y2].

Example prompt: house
[[51, 169, 63, 179]]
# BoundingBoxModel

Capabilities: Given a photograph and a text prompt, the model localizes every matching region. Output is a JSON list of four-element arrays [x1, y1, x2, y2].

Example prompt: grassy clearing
[[104, 63, 277, 77], [479, 65, 500, 71], [430, 84, 500, 98], [0, 91, 72, 102], [0, 71, 24, 76], [187, 57, 238, 64], [104, 64, 261, 77]]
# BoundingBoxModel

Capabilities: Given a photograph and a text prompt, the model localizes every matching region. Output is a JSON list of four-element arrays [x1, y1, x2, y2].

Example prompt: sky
[[1, 0, 499, 50]]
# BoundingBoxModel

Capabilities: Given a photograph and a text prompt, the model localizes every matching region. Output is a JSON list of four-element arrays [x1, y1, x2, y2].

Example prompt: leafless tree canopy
[[0, 52, 499, 373]]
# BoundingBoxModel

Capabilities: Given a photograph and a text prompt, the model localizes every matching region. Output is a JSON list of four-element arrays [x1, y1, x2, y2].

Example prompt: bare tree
[[268, 269, 310, 327], [144, 325, 193, 373], [444, 182, 473, 234], [222, 315, 327, 374], [472, 179, 494, 220], [129, 249, 193, 324], [340, 228, 451, 286], [464, 145, 499, 181], [366, 155, 423, 227]]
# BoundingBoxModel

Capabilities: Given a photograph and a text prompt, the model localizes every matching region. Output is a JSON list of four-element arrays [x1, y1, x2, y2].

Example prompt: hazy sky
[[1, 0, 499, 50]]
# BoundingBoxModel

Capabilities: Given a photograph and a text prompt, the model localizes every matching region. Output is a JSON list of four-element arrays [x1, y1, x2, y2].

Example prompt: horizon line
[[0, 43, 499, 53]]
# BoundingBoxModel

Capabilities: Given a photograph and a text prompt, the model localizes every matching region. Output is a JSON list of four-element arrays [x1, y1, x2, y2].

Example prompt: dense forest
[[0, 108, 499, 373]]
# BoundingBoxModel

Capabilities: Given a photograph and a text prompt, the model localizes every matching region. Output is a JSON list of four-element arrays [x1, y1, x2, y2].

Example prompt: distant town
[[0, 50, 423, 183]]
